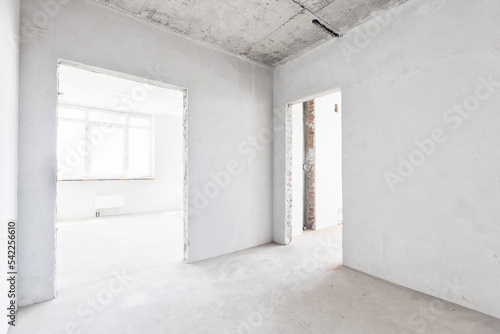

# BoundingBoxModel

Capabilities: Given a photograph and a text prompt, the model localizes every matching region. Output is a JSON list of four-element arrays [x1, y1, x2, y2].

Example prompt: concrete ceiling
[[93, 0, 407, 67]]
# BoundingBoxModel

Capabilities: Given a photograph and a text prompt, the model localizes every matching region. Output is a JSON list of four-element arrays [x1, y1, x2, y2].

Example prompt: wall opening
[[286, 89, 342, 245], [55, 60, 189, 291]]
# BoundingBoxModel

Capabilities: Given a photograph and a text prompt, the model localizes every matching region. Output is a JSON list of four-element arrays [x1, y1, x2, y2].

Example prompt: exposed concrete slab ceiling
[[92, 0, 408, 67]]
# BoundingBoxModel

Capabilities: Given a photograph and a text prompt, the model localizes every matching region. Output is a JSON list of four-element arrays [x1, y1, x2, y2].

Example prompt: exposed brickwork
[[285, 99, 317, 237], [304, 100, 316, 230]]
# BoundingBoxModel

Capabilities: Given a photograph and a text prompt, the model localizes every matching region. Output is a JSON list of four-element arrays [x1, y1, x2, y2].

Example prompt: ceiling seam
[[314, 0, 340, 14], [240, 9, 306, 56], [289, 0, 309, 12], [150, 0, 163, 17], [139, 0, 163, 18], [140, 0, 148, 13], [289, 0, 343, 37]]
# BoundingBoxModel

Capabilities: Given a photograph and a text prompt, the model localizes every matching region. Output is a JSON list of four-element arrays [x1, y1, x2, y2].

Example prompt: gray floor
[[56, 211, 184, 290], [12, 226, 500, 333]]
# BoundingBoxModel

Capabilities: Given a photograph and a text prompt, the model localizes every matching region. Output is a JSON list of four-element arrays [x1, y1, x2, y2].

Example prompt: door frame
[[54, 59, 190, 292], [284, 87, 341, 244]]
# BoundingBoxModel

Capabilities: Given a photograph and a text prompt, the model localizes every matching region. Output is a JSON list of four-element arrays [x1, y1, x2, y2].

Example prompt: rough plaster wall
[[291, 103, 304, 237], [274, 0, 500, 319], [18, 0, 273, 306], [0, 1, 20, 331]]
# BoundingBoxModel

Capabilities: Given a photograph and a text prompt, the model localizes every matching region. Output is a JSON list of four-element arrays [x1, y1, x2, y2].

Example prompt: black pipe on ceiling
[[312, 19, 340, 38]]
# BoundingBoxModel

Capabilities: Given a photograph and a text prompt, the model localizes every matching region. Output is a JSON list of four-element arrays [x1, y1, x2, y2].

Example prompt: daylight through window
[[57, 106, 154, 181]]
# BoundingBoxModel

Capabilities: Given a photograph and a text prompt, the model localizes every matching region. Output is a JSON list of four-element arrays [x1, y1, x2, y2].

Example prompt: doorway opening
[[55, 60, 189, 290], [286, 89, 342, 243]]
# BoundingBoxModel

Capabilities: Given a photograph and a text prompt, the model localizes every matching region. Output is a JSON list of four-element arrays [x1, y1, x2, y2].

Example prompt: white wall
[[274, 0, 500, 319], [56, 113, 183, 220], [18, 0, 273, 306], [0, 1, 19, 332], [291, 103, 304, 237], [315, 92, 342, 230]]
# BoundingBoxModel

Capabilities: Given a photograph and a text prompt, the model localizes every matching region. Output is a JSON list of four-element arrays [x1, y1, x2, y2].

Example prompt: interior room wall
[[291, 103, 304, 237], [273, 0, 500, 319], [0, 1, 20, 331], [56, 113, 183, 220], [314, 92, 342, 230], [18, 0, 273, 306]]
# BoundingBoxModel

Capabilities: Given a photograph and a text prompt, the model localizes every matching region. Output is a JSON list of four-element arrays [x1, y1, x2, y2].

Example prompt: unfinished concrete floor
[[56, 211, 184, 290], [13, 226, 500, 333]]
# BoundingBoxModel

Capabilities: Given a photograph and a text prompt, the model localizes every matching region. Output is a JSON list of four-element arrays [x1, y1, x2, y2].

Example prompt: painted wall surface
[[314, 92, 342, 230], [56, 113, 183, 220], [18, 0, 273, 306], [0, 1, 20, 331], [274, 0, 500, 319], [291, 103, 304, 236]]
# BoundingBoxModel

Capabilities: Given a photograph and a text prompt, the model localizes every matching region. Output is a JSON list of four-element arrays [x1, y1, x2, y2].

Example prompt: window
[[57, 106, 154, 181]]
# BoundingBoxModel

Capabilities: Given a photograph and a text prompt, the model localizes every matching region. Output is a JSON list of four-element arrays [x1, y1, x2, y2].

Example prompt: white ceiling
[[92, 0, 408, 67]]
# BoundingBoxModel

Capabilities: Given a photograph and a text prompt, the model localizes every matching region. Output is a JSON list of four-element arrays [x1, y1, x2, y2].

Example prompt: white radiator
[[95, 195, 124, 217]]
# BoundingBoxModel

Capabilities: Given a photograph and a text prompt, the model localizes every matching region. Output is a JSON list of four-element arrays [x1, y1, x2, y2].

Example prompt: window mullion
[[150, 116, 155, 178], [85, 110, 91, 179], [124, 115, 129, 179]]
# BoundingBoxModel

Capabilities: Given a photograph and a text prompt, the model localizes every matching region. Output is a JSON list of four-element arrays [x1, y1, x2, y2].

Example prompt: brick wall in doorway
[[304, 100, 316, 230]]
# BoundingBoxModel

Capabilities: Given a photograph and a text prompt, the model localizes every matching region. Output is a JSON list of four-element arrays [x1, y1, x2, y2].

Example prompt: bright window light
[[57, 106, 154, 181]]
